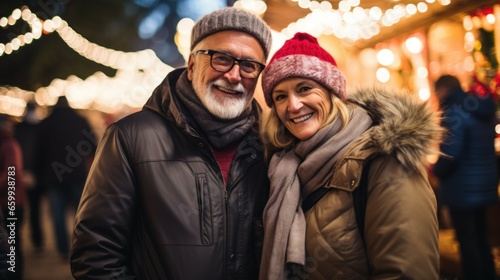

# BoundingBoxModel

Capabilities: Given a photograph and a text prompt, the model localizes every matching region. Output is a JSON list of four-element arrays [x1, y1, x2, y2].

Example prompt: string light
[[1, 6, 163, 72], [280, 0, 453, 43], [174, 0, 453, 58], [0, 1, 494, 116], [0, 7, 42, 56], [0, 87, 31, 117], [0, 6, 174, 116]]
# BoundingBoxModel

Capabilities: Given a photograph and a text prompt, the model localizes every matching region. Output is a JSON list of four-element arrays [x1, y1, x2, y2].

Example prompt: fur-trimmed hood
[[348, 87, 445, 171]]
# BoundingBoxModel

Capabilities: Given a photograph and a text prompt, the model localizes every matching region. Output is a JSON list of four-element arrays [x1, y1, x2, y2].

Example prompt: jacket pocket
[[196, 173, 213, 245]]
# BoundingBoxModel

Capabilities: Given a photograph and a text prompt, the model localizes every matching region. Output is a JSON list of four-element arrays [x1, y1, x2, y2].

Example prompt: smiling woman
[[259, 31, 445, 280], [261, 32, 349, 149], [271, 78, 333, 141]]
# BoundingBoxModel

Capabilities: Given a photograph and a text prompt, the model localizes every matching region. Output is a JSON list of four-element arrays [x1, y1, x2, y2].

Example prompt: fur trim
[[348, 87, 445, 171], [262, 55, 346, 107]]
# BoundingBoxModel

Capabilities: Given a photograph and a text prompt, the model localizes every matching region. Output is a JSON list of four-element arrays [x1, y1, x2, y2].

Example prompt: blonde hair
[[260, 93, 351, 159]]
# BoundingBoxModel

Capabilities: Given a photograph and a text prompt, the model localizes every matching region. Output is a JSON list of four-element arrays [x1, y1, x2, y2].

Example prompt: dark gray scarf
[[260, 105, 373, 280], [175, 72, 256, 149]]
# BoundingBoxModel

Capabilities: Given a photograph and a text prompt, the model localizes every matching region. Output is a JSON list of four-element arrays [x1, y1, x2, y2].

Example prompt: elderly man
[[71, 7, 271, 280]]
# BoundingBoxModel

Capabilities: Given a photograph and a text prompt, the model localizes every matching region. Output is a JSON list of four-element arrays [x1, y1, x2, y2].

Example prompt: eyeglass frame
[[194, 49, 266, 79]]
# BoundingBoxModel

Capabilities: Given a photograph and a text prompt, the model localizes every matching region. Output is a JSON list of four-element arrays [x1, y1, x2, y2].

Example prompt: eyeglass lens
[[208, 51, 262, 78]]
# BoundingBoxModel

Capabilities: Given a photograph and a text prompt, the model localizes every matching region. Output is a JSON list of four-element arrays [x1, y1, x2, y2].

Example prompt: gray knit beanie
[[190, 7, 273, 60]]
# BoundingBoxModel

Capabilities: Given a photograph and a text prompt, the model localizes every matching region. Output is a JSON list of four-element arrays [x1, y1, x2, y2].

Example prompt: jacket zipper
[[205, 142, 230, 280], [223, 187, 229, 280], [197, 135, 259, 280]]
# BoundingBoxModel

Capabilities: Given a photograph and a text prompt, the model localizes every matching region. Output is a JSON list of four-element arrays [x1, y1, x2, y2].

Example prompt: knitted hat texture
[[261, 32, 346, 107], [190, 7, 272, 59]]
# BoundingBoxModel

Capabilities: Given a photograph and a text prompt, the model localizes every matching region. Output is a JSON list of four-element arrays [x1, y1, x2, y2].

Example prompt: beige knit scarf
[[259, 105, 373, 280]]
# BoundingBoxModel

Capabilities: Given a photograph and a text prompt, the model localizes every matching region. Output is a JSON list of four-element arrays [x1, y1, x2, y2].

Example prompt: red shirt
[[211, 142, 239, 186]]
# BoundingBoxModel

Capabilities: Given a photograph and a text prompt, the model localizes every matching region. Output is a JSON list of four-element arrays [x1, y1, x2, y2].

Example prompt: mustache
[[212, 79, 247, 95]]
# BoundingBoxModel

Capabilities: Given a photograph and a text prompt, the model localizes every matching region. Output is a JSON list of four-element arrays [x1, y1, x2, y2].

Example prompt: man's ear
[[187, 54, 194, 81]]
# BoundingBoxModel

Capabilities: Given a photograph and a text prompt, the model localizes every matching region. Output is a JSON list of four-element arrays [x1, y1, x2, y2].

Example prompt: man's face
[[187, 31, 266, 119]]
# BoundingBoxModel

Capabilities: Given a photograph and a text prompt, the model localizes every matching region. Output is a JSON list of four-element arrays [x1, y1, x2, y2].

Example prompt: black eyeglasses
[[195, 49, 266, 79]]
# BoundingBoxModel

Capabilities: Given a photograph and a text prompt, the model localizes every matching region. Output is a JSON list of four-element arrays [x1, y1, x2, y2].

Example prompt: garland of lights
[[0, 6, 174, 116], [0, 7, 42, 55], [0, 6, 161, 72], [280, 0, 452, 41], [0, 0, 495, 117]]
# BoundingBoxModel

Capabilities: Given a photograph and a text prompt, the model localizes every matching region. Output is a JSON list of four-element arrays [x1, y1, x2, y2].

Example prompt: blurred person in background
[[36, 96, 96, 261], [71, 7, 271, 280], [14, 101, 44, 252], [0, 208, 12, 279], [431, 74, 498, 280], [0, 114, 27, 280]]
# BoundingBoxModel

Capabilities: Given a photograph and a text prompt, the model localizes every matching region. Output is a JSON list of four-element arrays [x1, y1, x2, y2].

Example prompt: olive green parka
[[303, 87, 443, 280]]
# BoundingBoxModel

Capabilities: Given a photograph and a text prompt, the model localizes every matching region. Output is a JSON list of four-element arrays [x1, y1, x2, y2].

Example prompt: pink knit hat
[[261, 32, 346, 107]]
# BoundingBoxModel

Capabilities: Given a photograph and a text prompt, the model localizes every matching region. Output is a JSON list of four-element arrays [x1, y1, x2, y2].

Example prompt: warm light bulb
[[376, 67, 390, 83], [405, 36, 423, 54], [377, 48, 394, 66]]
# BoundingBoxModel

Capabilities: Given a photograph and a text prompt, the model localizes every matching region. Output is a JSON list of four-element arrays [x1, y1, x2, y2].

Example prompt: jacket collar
[[143, 68, 185, 124]]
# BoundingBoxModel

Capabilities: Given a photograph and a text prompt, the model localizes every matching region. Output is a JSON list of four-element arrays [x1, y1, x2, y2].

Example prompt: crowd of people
[[0, 96, 96, 279], [1, 6, 499, 280]]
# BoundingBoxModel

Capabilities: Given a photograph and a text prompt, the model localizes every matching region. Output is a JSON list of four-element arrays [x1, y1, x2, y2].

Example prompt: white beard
[[196, 79, 251, 119]]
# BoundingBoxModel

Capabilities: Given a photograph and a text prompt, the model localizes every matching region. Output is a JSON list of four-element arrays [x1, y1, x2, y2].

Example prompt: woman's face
[[271, 78, 332, 140]]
